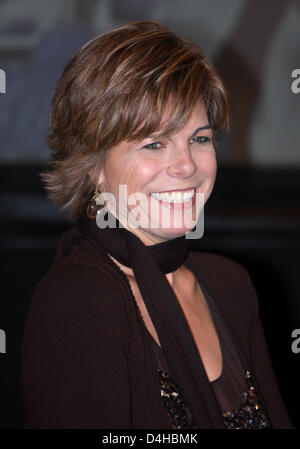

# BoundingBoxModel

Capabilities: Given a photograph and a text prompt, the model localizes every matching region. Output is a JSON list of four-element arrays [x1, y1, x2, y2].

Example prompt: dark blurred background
[[0, 0, 299, 429]]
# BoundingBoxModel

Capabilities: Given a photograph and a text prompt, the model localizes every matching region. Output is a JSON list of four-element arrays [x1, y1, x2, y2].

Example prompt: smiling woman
[[97, 101, 215, 242], [20, 20, 293, 429], [39, 20, 227, 223]]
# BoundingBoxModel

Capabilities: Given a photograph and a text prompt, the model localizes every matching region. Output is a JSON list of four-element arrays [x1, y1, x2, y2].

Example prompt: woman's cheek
[[138, 158, 161, 180], [195, 151, 216, 176]]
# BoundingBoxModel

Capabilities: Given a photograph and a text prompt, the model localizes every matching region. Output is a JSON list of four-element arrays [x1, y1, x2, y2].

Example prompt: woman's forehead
[[129, 101, 209, 142]]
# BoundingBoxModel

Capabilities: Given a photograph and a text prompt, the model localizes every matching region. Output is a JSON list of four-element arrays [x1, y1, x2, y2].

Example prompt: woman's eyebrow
[[144, 124, 212, 142], [190, 125, 212, 137]]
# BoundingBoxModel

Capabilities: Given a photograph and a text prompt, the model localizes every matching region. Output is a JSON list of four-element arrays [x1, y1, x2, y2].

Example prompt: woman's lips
[[149, 188, 197, 209], [150, 187, 196, 194], [150, 186, 197, 201]]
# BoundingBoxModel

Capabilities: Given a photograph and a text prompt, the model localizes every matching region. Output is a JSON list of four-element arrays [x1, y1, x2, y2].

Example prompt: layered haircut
[[41, 20, 229, 221]]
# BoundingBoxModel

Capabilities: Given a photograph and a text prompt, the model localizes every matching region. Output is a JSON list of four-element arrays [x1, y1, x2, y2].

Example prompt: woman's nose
[[166, 144, 196, 179]]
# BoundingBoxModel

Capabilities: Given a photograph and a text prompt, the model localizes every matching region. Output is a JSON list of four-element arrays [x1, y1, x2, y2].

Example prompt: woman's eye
[[143, 142, 162, 150], [191, 136, 211, 145]]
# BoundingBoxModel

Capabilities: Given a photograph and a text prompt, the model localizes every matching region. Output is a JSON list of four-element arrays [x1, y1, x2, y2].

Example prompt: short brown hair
[[41, 20, 229, 222]]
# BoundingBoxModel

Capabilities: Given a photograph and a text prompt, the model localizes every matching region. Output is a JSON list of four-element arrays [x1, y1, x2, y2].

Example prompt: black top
[[20, 224, 294, 428]]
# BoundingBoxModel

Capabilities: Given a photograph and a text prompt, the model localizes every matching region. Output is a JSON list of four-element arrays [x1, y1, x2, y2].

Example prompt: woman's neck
[[107, 252, 195, 295]]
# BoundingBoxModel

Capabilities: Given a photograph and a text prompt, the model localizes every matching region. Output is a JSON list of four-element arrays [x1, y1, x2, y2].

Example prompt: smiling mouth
[[150, 188, 195, 203]]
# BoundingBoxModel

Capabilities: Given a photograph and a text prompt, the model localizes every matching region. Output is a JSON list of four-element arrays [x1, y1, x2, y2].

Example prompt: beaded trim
[[157, 368, 271, 429], [158, 368, 197, 429], [222, 370, 271, 429]]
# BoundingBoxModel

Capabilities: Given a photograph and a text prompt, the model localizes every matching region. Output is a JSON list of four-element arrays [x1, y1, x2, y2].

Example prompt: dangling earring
[[86, 183, 105, 219]]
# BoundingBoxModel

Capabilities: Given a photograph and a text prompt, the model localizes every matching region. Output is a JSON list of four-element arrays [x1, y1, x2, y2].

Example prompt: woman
[[20, 20, 293, 429]]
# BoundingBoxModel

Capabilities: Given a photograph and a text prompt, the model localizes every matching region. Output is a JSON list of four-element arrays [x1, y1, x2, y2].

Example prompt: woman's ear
[[88, 167, 104, 185]]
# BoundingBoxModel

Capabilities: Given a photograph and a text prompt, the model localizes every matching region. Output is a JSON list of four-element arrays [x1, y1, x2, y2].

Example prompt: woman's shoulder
[[185, 250, 259, 328], [29, 226, 130, 318], [42, 223, 126, 283], [24, 263, 131, 355], [185, 250, 252, 287]]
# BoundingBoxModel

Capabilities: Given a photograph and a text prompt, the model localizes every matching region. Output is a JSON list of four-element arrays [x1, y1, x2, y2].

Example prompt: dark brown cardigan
[[20, 225, 294, 428]]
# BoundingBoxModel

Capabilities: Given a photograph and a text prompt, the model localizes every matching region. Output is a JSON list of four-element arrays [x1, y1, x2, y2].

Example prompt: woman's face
[[97, 101, 217, 245]]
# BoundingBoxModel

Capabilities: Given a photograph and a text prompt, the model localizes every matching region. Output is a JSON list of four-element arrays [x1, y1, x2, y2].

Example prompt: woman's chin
[[148, 221, 197, 240], [162, 224, 195, 237], [125, 210, 201, 242], [155, 214, 199, 237]]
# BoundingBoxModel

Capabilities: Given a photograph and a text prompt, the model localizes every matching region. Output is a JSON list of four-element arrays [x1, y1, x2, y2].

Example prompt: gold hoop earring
[[86, 183, 105, 219]]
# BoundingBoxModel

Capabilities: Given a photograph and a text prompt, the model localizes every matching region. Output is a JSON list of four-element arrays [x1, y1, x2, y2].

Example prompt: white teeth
[[150, 189, 195, 203]]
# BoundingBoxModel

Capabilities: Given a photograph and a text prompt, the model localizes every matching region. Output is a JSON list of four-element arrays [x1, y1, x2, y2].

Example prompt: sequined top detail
[[157, 368, 198, 429], [222, 370, 271, 429], [148, 283, 272, 429], [157, 367, 271, 429]]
